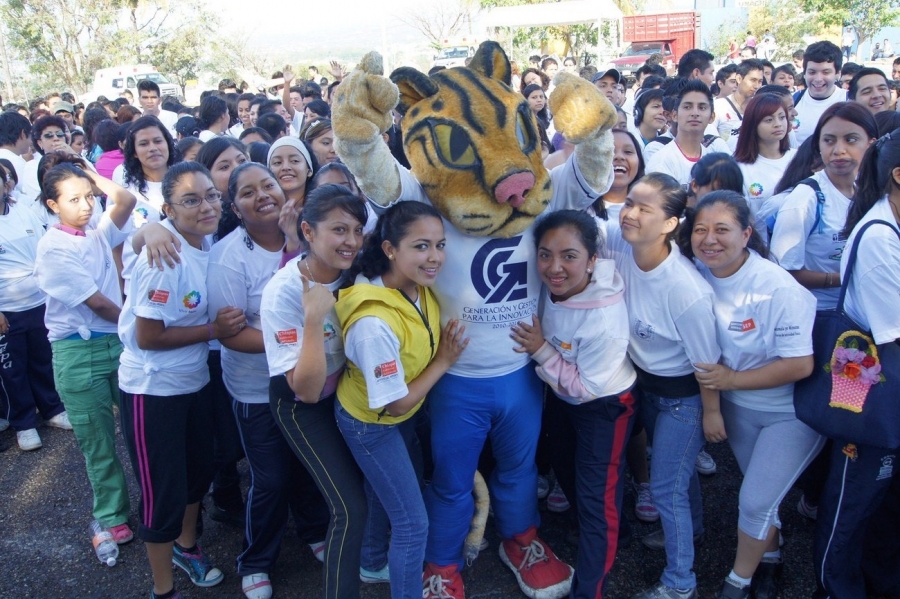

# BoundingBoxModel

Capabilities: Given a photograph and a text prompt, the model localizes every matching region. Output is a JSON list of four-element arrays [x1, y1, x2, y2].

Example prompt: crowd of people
[[0, 34, 898, 599]]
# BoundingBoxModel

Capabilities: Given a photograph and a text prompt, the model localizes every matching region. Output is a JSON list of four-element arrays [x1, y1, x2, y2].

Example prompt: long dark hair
[[733, 94, 791, 164], [123, 116, 177, 194], [299, 184, 368, 250], [679, 190, 769, 260], [844, 127, 900, 237], [774, 137, 822, 194], [351, 201, 443, 280]]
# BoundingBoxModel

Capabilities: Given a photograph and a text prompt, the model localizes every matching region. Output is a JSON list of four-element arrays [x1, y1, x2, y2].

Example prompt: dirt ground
[[0, 421, 819, 599]]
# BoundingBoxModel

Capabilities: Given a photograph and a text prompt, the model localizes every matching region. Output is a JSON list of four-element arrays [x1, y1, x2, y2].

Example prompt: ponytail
[[844, 128, 900, 237]]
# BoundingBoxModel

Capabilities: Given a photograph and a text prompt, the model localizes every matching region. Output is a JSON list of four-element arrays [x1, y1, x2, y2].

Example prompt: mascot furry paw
[[333, 41, 616, 599]]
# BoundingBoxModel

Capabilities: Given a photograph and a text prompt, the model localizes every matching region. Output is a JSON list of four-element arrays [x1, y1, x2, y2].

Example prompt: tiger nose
[[494, 171, 535, 209]]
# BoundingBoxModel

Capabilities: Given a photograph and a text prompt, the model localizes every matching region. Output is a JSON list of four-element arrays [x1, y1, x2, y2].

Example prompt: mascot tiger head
[[391, 42, 550, 238]]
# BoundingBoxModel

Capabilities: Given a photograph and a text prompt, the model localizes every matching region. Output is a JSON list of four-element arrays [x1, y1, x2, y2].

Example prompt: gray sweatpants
[[721, 400, 824, 540]]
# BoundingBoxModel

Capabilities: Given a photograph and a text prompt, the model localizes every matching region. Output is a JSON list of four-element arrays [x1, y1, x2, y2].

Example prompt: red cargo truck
[[608, 12, 701, 80]]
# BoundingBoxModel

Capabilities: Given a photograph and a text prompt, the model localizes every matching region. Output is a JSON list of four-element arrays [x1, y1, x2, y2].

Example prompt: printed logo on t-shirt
[[551, 336, 572, 351], [323, 322, 336, 340], [374, 360, 398, 379], [25, 229, 35, 236], [728, 318, 756, 332], [633, 319, 655, 341], [182, 291, 201, 309], [132, 207, 149, 227], [0, 245, 5, 254], [749, 183, 763, 197], [877, 455, 895, 481], [147, 289, 170, 304], [274, 329, 298, 345], [471, 237, 528, 304]]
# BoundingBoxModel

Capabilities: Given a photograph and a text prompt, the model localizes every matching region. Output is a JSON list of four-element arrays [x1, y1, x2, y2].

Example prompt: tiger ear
[[468, 41, 511, 86], [390, 67, 439, 116]]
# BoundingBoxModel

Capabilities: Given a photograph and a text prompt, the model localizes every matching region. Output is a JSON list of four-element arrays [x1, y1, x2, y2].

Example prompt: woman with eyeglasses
[[301, 118, 338, 166], [118, 161, 246, 599], [18, 115, 73, 208]]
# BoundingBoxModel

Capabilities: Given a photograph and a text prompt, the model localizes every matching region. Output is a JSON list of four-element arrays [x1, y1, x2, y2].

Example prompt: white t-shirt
[[198, 130, 218, 143], [713, 96, 744, 139], [533, 261, 636, 404], [228, 123, 244, 138], [769, 170, 849, 309], [0, 202, 46, 312], [841, 197, 900, 345], [738, 149, 796, 239], [260, 257, 345, 398], [118, 219, 212, 396], [343, 277, 412, 410], [794, 87, 847, 145], [34, 214, 127, 342], [207, 228, 283, 404], [604, 229, 721, 376], [145, 110, 179, 138], [700, 251, 816, 412], [112, 180, 164, 281], [640, 131, 672, 163], [645, 136, 733, 188], [393, 149, 611, 378]]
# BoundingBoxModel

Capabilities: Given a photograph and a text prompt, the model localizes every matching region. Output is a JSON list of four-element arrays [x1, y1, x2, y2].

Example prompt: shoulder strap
[[792, 89, 806, 104], [798, 178, 826, 237], [701, 134, 719, 148], [724, 96, 743, 121], [651, 136, 673, 146], [837, 219, 900, 311]]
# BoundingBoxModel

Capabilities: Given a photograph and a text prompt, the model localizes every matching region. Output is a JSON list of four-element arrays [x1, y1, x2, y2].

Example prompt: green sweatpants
[[51, 334, 130, 526]]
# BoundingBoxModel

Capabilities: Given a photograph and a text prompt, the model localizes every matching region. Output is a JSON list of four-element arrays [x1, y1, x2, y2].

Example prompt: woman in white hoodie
[[511, 209, 636, 599]]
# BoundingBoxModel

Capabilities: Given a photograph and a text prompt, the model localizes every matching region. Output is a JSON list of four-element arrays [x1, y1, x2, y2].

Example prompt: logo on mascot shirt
[[470, 237, 528, 304]]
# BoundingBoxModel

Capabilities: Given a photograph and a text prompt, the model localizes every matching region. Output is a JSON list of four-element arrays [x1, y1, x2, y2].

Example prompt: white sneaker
[[537, 475, 550, 499], [17, 428, 42, 451], [695, 449, 717, 475], [241, 573, 272, 599], [0, 418, 9, 432], [547, 480, 571, 512], [47, 411, 73, 431]]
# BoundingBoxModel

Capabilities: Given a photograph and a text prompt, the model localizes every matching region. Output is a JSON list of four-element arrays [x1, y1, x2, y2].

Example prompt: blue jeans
[[424, 366, 543, 567], [642, 391, 705, 590], [335, 401, 427, 599]]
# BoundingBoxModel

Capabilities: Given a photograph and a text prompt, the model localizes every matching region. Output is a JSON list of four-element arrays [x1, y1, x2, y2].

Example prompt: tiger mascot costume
[[332, 42, 617, 599]]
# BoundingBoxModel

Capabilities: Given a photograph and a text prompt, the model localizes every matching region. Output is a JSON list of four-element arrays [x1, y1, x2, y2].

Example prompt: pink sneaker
[[109, 523, 134, 544]]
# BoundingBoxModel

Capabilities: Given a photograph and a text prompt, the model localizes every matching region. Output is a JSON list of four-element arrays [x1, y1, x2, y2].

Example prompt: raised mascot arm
[[549, 72, 617, 194], [331, 52, 403, 206]]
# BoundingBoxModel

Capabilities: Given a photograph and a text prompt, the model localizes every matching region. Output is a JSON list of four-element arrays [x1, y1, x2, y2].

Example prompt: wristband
[[207, 323, 214, 341]]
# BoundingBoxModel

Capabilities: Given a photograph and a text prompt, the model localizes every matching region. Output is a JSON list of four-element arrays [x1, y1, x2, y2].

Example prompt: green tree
[[0, 0, 130, 94], [800, 0, 900, 57], [748, 0, 822, 60]]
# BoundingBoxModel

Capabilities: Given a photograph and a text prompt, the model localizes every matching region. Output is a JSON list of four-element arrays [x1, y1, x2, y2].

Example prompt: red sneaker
[[423, 562, 465, 599], [108, 523, 134, 544], [499, 527, 573, 599]]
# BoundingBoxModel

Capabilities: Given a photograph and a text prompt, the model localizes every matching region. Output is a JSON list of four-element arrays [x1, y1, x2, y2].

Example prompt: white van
[[88, 64, 181, 102]]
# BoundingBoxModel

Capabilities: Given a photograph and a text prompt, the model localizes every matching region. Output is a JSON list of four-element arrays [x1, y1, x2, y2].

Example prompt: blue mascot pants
[[424, 366, 542, 568]]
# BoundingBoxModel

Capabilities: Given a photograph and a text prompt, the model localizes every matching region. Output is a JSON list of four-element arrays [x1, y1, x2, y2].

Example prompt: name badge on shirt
[[728, 318, 756, 333]]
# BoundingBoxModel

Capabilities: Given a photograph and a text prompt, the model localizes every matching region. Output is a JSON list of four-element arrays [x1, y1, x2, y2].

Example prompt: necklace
[[304, 259, 318, 284]]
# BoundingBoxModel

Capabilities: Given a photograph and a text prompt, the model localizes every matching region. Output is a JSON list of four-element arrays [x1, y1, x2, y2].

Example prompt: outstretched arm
[[331, 52, 402, 206], [549, 72, 617, 197]]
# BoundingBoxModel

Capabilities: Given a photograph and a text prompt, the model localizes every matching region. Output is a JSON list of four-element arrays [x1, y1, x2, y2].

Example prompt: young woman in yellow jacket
[[334, 201, 468, 599]]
